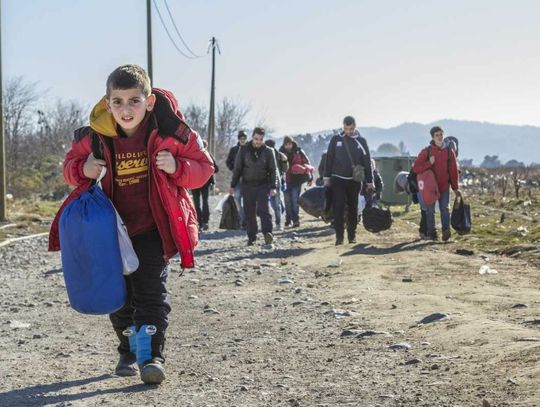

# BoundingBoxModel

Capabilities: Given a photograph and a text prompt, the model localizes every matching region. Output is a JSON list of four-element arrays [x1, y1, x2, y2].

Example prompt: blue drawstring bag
[[59, 168, 127, 314]]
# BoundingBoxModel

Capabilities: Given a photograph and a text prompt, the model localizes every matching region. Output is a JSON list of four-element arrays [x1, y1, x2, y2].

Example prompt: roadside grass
[[391, 191, 540, 266], [0, 199, 61, 243]]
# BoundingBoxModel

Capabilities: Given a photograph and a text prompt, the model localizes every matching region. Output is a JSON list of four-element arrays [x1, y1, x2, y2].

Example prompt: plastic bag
[[451, 196, 472, 235]]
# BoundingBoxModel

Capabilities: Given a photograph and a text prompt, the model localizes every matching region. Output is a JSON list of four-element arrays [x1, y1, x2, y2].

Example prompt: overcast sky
[[4, 0, 540, 134]]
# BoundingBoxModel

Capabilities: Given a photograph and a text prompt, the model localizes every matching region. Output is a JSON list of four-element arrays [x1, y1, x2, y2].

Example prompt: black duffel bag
[[451, 196, 471, 235], [362, 207, 393, 233], [219, 195, 241, 230]]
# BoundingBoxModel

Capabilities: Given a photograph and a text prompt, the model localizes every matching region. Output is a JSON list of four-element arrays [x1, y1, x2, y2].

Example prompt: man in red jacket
[[49, 65, 214, 384], [412, 126, 461, 241]]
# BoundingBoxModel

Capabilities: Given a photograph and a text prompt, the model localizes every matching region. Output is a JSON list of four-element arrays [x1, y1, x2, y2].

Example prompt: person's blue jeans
[[269, 182, 283, 227], [234, 182, 245, 226], [426, 190, 450, 236], [284, 183, 302, 224]]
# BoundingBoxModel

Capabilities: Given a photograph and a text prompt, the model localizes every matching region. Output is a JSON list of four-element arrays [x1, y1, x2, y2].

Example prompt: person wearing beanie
[[279, 136, 314, 228], [226, 130, 248, 227], [265, 139, 289, 230]]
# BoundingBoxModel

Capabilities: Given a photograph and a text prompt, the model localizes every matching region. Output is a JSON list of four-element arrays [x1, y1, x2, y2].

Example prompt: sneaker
[[115, 352, 138, 377], [292, 222, 300, 228], [140, 358, 165, 385], [335, 237, 344, 246], [349, 237, 357, 244], [264, 232, 274, 245], [247, 239, 255, 246], [442, 229, 451, 242], [284, 221, 291, 227], [426, 233, 438, 241], [202, 223, 209, 231], [419, 232, 428, 240]]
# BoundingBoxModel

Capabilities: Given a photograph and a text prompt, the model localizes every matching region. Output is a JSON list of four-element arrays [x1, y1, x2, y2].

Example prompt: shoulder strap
[[342, 137, 356, 166]]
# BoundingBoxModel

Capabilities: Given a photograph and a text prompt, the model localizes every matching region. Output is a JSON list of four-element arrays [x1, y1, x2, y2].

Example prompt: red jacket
[[280, 143, 314, 185], [49, 88, 214, 269], [412, 143, 459, 194]]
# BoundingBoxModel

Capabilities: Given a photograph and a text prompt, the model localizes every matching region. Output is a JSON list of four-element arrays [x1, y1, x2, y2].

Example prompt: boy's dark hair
[[253, 127, 266, 137], [106, 64, 151, 97], [265, 139, 276, 148], [430, 126, 444, 137], [343, 116, 356, 126]]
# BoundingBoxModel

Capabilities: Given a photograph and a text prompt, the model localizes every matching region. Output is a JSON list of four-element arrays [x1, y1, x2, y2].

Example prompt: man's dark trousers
[[331, 177, 361, 240], [242, 183, 273, 241], [192, 184, 210, 226]]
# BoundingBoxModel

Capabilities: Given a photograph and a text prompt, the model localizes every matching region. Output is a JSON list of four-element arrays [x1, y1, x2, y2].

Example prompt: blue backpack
[[59, 169, 127, 315]]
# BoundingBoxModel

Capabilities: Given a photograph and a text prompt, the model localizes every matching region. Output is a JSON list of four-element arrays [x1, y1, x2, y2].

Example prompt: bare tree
[[36, 99, 87, 156], [3, 77, 42, 175], [183, 103, 208, 139], [216, 97, 250, 149]]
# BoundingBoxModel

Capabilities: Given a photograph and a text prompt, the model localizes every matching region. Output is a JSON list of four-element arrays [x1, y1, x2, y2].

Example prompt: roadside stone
[[357, 330, 391, 338], [404, 358, 422, 365], [388, 342, 412, 350], [417, 312, 449, 325], [340, 329, 361, 337], [278, 278, 294, 285], [326, 309, 354, 318], [511, 303, 528, 309]]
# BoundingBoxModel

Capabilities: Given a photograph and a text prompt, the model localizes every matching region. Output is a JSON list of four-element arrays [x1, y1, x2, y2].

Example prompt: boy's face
[[432, 130, 444, 147], [106, 88, 156, 135]]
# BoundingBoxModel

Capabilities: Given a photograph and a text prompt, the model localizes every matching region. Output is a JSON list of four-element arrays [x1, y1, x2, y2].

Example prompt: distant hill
[[302, 120, 540, 166]]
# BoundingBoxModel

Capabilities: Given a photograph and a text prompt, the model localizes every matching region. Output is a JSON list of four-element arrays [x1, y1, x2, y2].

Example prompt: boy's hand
[[156, 150, 177, 174], [269, 189, 277, 197], [83, 153, 106, 179]]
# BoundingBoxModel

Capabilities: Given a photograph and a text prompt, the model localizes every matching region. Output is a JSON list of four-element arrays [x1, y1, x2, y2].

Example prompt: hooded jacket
[[324, 130, 373, 183], [411, 141, 459, 194], [230, 141, 278, 189], [279, 141, 314, 185], [48, 88, 215, 269]]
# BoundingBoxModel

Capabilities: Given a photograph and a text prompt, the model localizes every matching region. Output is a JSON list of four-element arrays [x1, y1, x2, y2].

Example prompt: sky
[[3, 0, 540, 135]]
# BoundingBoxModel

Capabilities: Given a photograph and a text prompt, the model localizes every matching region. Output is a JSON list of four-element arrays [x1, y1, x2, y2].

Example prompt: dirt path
[[0, 200, 539, 406]]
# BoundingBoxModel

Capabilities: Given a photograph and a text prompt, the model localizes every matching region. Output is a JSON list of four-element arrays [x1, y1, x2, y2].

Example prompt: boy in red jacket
[[411, 126, 461, 241], [50, 65, 214, 384]]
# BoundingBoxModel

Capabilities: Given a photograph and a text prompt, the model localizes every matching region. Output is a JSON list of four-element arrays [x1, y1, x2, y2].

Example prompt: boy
[[411, 126, 461, 241], [49, 65, 214, 384]]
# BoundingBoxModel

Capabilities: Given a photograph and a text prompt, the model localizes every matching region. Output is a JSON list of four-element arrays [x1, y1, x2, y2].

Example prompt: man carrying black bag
[[324, 116, 373, 245]]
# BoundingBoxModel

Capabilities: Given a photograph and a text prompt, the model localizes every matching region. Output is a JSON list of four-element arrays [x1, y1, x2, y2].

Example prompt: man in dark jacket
[[226, 131, 248, 227], [231, 128, 278, 245], [279, 136, 314, 228], [192, 140, 219, 231], [324, 116, 373, 245]]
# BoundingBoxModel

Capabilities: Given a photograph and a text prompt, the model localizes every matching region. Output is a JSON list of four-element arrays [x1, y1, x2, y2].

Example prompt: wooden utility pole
[[207, 37, 219, 158], [147, 0, 153, 84], [0, 0, 6, 221]]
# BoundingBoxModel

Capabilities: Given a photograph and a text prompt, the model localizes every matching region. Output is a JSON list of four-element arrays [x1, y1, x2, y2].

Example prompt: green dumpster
[[374, 156, 414, 206]]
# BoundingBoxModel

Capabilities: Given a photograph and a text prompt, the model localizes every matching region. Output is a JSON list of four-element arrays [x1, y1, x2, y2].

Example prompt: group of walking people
[[192, 114, 462, 248], [226, 128, 314, 245]]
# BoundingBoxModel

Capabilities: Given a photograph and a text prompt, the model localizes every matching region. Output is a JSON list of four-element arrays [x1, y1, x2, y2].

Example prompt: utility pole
[[0, 0, 6, 221], [207, 37, 220, 159], [146, 0, 153, 84]]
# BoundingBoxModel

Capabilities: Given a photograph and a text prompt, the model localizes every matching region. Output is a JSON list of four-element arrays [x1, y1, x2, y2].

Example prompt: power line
[[151, 0, 203, 59], [162, 0, 205, 58]]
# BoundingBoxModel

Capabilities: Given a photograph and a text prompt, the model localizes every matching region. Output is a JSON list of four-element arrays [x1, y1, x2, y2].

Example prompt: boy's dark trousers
[[109, 229, 171, 360], [331, 177, 361, 240], [242, 183, 273, 241], [192, 183, 211, 226]]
